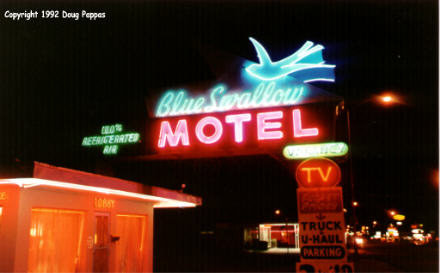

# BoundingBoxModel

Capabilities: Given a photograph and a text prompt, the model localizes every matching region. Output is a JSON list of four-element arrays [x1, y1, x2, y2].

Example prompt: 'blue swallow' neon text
[[155, 81, 304, 117]]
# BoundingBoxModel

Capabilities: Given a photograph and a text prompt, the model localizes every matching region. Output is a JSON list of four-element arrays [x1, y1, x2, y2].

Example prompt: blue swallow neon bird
[[245, 37, 336, 83]]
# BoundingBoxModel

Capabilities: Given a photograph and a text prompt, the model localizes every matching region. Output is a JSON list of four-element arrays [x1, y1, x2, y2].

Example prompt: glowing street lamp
[[381, 95, 393, 103], [382, 96, 392, 102], [343, 91, 404, 256], [374, 92, 404, 107], [274, 209, 290, 254]]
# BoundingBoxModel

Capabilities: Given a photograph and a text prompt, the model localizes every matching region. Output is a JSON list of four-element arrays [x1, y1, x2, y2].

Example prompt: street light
[[274, 209, 289, 254], [340, 101, 359, 256], [374, 92, 404, 107], [341, 92, 405, 258], [342, 93, 403, 255], [382, 96, 393, 102]]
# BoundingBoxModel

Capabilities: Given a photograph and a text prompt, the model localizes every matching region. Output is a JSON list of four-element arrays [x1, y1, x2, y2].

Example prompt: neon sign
[[245, 37, 335, 83], [295, 158, 341, 188], [149, 38, 340, 158], [156, 81, 304, 117], [393, 214, 405, 221], [82, 123, 140, 155], [283, 142, 348, 159], [157, 108, 319, 148]]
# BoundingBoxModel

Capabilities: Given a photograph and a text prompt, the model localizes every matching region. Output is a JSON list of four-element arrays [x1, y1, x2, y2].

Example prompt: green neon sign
[[282, 142, 348, 159], [82, 123, 140, 155]]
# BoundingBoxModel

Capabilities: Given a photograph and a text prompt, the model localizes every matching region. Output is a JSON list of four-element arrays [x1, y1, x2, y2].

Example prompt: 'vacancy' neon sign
[[283, 142, 348, 159]]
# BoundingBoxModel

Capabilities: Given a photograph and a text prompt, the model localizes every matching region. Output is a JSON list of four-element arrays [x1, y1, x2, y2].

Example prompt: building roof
[[0, 161, 202, 208]]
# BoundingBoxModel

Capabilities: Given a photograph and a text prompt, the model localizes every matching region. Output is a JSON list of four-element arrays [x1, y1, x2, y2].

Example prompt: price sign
[[296, 262, 354, 273], [298, 187, 343, 214]]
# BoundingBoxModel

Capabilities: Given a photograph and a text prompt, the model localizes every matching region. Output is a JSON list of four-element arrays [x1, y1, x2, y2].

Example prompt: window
[[115, 214, 147, 272], [28, 208, 84, 273]]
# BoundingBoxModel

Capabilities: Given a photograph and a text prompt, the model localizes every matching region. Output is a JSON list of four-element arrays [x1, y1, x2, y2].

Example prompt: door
[[93, 213, 110, 272]]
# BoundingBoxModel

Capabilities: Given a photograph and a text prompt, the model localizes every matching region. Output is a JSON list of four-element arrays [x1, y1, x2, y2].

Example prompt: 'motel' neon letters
[[157, 109, 318, 148]]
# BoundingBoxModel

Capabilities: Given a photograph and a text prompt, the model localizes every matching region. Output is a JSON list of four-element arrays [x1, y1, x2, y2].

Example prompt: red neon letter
[[318, 167, 332, 182], [195, 116, 223, 144], [225, 113, 251, 143], [257, 111, 284, 140], [157, 120, 190, 148], [301, 167, 332, 183], [300, 167, 318, 183], [293, 109, 319, 138]]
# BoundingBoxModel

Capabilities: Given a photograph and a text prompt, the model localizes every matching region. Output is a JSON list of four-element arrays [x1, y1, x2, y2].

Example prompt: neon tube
[[257, 111, 284, 140], [225, 113, 252, 143], [158, 120, 190, 148], [195, 117, 223, 144], [292, 109, 318, 137], [283, 142, 348, 159], [0, 178, 197, 208]]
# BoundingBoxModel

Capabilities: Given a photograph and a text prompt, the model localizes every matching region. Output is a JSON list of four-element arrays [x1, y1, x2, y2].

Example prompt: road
[[353, 240, 439, 272], [154, 240, 439, 272]]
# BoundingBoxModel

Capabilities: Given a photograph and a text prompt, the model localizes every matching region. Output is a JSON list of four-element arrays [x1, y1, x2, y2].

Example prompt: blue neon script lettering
[[155, 81, 304, 117], [245, 37, 336, 82]]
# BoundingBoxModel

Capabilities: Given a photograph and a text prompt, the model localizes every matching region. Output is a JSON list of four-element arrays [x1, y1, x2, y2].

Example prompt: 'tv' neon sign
[[245, 37, 335, 83]]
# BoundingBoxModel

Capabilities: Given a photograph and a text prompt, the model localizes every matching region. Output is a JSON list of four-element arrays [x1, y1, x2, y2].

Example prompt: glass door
[[93, 213, 110, 272]]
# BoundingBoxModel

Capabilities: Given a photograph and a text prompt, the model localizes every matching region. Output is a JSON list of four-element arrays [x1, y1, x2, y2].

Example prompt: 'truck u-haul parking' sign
[[295, 158, 354, 273], [297, 187, 346, 262]]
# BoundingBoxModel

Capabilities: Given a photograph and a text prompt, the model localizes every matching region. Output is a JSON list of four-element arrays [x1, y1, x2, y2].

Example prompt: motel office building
[[0, 162, 201, 272]]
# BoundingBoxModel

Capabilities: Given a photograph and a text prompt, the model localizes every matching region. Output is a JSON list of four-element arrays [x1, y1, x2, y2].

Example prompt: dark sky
[[0, 1, 438, 230]]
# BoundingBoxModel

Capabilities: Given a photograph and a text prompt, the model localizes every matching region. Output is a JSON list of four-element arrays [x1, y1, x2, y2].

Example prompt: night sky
[[0, 0, 438, 231]]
